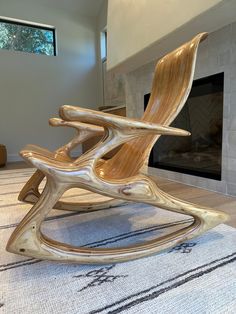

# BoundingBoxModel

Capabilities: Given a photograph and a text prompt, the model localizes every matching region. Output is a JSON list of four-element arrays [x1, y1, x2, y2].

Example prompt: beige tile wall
[[123, 24, 236, 196]]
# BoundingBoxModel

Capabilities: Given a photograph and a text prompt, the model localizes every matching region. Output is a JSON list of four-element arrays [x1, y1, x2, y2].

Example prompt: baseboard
[[7, 154, 22, 162]]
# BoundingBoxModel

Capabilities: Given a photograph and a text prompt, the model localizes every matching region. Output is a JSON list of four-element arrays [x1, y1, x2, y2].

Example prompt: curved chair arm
[[49, 118, 104, 158], [49, 118, 103, 134], [60, 105, 190, 137], [58, 105, 190, 165]]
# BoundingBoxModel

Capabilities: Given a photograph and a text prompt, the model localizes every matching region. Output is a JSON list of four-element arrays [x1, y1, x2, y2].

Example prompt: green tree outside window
[[0, 20, 55, 56]]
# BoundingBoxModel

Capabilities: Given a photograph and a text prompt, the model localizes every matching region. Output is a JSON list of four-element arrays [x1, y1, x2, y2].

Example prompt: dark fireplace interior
[[144, 72, 224, 180]]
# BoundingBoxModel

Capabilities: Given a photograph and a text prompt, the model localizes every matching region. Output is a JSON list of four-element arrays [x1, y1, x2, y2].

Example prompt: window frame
[[0, 16, 57, 56]]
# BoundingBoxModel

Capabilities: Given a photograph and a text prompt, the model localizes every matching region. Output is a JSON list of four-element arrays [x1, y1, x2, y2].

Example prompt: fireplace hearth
[[144, 72, 224, 180]]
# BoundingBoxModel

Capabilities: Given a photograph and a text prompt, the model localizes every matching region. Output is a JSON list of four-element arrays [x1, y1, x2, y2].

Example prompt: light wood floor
[[1, 161, 33, 170], [2, 162, 236, 228], [155, 177, 236, 228]]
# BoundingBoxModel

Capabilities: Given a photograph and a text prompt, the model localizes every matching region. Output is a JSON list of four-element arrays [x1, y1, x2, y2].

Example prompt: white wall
[[107, 0, 236, 72], [0, 0, 99, 161]]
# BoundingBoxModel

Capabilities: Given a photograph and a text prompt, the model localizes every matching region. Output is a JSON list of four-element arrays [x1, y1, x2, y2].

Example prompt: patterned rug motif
[[0, 168, 235, 314]]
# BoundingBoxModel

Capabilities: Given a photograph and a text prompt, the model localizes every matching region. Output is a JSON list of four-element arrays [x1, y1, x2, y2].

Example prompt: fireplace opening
[[144, 72, 224, 180]]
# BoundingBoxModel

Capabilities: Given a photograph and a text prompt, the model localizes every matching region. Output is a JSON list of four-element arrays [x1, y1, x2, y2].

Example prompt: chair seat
[[21, 144, 74, 166], [21, 145, 135, 181]]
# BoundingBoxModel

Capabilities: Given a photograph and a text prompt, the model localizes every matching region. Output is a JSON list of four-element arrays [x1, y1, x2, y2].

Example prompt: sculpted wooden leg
[[18, 170, 45, 203], [6, 173, 229, 264], [7, 179, 67, 260]]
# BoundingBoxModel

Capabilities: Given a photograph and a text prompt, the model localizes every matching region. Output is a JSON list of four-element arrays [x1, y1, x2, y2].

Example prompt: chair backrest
[[101, 33, 208, 179]]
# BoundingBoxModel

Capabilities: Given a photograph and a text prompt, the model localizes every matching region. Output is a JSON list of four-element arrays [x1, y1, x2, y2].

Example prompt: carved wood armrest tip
[[49, 118, 64, 127]]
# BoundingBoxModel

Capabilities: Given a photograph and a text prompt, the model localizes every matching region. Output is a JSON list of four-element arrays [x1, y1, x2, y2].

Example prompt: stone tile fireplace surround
[[120, 24, 236, 196]]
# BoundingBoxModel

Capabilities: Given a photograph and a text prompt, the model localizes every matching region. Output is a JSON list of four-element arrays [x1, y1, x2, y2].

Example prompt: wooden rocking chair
[[6, 33, 229, 264]]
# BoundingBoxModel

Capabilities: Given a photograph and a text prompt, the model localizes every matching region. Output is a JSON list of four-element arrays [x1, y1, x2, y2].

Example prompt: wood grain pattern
[[6, 33, 229, 264]]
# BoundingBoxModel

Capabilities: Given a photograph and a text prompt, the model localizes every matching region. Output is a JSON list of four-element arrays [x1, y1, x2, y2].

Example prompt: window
[[100, 30, 107, 61], [0, 17, 56, 56], [100, 30, 107, 105]]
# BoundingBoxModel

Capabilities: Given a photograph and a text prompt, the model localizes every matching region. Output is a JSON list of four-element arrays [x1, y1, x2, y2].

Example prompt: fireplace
[[144, 72, 224, 180]]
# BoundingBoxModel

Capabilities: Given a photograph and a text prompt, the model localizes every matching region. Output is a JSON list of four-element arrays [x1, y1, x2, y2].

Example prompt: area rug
[[0, 168, 235, 314]]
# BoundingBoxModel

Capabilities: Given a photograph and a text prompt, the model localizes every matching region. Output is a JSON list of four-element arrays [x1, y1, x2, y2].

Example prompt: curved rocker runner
[[6, 33, 229, 264]]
